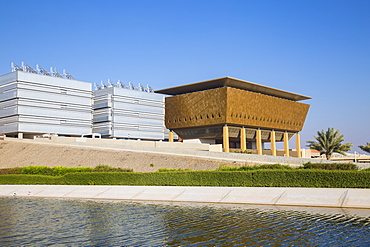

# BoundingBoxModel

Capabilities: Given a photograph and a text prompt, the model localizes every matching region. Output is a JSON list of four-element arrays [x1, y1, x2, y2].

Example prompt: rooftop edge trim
[[155, 77, 311, 101]]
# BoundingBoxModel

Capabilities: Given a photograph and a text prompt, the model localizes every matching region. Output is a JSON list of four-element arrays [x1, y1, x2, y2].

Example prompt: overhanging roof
[[155, 77, 311, 101]]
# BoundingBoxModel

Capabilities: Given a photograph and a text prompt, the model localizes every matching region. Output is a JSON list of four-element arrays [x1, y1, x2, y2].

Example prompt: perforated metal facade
[[165, 87, 309, 132], [157, 77, 311, 149]]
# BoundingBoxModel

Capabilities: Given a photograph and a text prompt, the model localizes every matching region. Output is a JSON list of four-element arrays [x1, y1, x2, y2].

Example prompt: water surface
[[0, 197, 369, 246]]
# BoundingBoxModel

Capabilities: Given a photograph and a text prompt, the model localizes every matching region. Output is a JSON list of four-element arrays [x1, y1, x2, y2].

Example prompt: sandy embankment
[[0, 141, 238, 172]]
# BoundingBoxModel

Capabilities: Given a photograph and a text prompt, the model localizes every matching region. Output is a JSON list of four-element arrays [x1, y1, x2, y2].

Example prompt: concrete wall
[[1, 185, 369, 209]]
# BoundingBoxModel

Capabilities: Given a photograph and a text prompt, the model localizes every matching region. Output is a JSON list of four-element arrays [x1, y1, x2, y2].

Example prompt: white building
[[0, 63, 92, 138], [93, 84, 165, 140]]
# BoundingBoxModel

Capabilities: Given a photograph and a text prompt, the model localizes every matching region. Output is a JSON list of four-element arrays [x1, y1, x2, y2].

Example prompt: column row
[[224, 125, 301, 157]]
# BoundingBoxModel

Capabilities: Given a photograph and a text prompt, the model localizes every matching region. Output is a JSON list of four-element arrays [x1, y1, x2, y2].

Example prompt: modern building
[[0, 63, 92, 138], [156, 77, 311, 157], [93, 83, 166, 140], [0, 63, 168, 141], [0, 63, 311, 158]]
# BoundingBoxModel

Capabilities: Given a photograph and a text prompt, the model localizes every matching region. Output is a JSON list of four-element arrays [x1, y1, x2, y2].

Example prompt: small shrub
[[216, 164, 293, 171], [21, 166, 54, 176], [150, 164, 154, 167], [93, 165, 132, 172], [255, 164, 293, 170], [302, 162, 358, 170], [157, 168, 191, 172], [20, 166, 94, 176], [52, 166, 93, 176], [0, 165, 132, 176], [0, 167, 22, 175], [216, 165, 243, 171]]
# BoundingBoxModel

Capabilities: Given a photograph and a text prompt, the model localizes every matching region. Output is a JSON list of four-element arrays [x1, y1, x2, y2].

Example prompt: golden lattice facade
[[165, 87, 309, 132], [156, 77, 311, 156]]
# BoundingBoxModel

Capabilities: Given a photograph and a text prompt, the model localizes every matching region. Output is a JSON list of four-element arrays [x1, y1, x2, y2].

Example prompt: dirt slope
[[0, 140, 237, 172]]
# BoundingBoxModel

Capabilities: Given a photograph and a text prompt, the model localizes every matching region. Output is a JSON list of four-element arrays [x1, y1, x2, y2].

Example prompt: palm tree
[[359, 143, 370, 154], [307, 128, 353, 160]]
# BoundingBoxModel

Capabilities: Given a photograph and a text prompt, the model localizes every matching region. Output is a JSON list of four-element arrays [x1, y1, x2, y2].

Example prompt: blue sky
[[1, 0, 369, 153]]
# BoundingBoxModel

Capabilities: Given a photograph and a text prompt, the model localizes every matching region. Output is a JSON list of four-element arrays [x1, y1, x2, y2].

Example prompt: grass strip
[[0, 170, 369, 188]]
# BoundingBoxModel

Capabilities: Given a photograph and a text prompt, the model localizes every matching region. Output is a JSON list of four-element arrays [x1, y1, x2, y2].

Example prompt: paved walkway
[[1, 185, 369, 209]]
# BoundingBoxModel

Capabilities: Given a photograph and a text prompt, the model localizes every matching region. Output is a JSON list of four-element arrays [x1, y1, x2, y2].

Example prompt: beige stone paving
[[0, 141, 241, 172]]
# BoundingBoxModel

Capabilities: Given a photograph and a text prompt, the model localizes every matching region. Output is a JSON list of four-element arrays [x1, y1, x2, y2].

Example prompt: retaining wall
[[4, 137, 370, 168], [29, 137, 370, 167], [1, 185, 369, 209]]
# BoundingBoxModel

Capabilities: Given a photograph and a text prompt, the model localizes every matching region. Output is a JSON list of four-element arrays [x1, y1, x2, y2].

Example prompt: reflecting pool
[[0, 197, 369, 246]]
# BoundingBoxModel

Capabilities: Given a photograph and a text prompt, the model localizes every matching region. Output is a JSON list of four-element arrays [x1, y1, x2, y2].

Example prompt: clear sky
[[1, 0, 369, 153]]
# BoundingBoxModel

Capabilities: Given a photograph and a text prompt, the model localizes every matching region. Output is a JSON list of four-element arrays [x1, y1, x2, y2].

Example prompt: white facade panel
[[113, 115, 163, 126], [0, 116, 19, 135], [92, 122, 112, 136], [18, 122, 90, 136], [16, 99, 91, 111], [112, 87, 163, 101], [0, 72, 17, 85], [0, 123, 18, 134], [0, 83, 17, 93], [17, 83, 91, 98], [93, 116, 111, 123], [0, 91, 17, 102], [17, 89, 91, 105], [16, 71, 91, 91], [113, 102, 163, 114], [93, 86, 165, 140], [113, 129, 163, 140], [18, 106, 91, 120], [0, 71, 93, 136], [18, 115, 91, 126], [0, 99, 17, 108], [93, 101, 111, 110], [0, 106, 17, 118]]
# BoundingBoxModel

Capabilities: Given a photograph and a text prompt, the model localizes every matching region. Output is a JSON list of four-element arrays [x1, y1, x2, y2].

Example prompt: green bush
[[61, 171, 255, 186], [92, 165, 133, 172], [20, 166, 54, 175], [216, 164, 293, 171], [1, 170, 369, 188], [0, 167, 22, 175], [302, 162, 358, 170], [0, 165, 132, 176], [52, 166, 93, 176], [0, 174, 62, 184], [19, 166, 93, 176], [157, 168, 191, 172]]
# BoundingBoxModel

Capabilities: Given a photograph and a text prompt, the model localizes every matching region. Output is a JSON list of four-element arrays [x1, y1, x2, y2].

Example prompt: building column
[[168, 131, 174, 142], [223, 125, 229, 152], [256, 128, 262, 155], [284, 131, 289, 157], [270, 130, 276, 156], [240, 127, 246, 151], [296, 133, 301, 158]]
